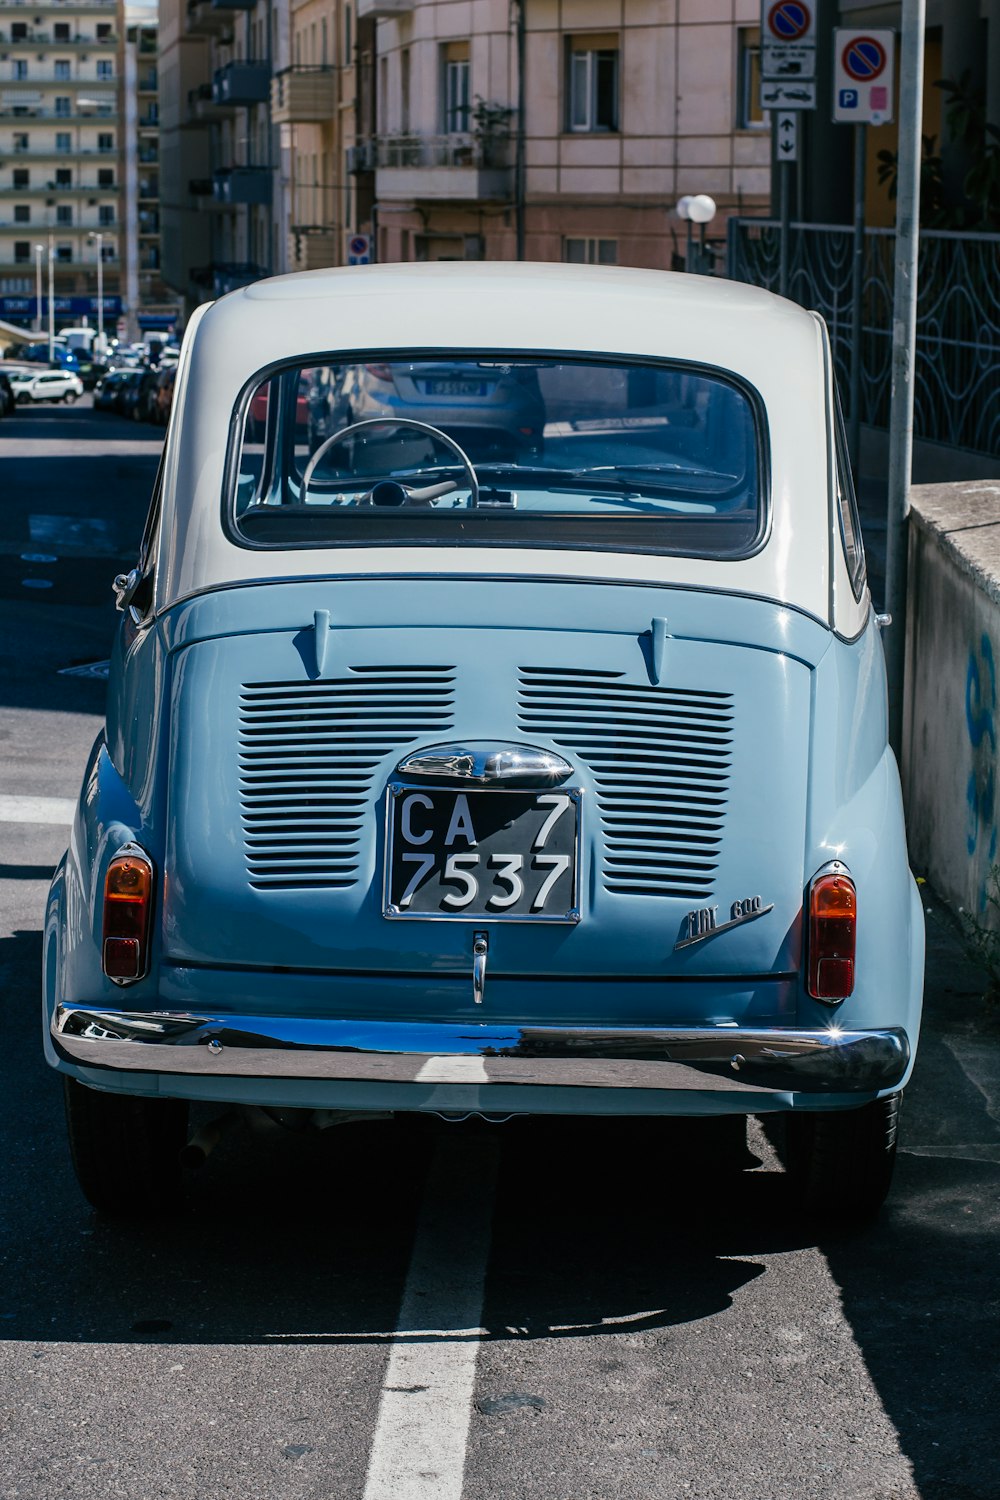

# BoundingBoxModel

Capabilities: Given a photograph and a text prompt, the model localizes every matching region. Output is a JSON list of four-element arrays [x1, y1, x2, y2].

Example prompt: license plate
[[422, 379, 486, 397], [384, 785, 581, 921]]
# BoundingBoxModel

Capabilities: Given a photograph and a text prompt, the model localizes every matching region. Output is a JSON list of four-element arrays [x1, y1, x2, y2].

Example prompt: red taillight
[[807, 872, 856, 1001], [102, 847, 153, 983]]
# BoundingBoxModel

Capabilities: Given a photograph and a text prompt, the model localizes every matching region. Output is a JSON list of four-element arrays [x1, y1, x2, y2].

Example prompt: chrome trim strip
[[52, 1008, 909, 1095], [396, 741, 573, 787]]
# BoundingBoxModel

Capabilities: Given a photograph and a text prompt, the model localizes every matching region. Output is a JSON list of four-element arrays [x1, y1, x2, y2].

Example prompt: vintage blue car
[[43, 263, 924, 1219]]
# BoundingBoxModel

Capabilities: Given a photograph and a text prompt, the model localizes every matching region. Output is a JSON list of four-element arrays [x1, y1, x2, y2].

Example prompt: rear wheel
[[785, 1093, 901, 1223], [63, 390, 78, 404], [63, 1077, 189, 1216]]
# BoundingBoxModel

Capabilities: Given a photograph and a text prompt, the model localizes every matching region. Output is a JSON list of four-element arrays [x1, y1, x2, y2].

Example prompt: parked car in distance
[[94, 369, 138, 412], [152, 365, 176, 426], [125, 368, 161, 423], [12, 368, 83, 403], [44, 263, 924, 1222]]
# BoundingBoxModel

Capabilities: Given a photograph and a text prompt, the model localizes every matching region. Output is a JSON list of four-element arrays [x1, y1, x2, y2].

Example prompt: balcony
[[346, 139, 376, 173], [374, 133, 512, 202], [212, 165, 271, 205], [0, 181, 119, 194], [189, 259, 265, 296], [213, 61, 271, 107], [356, 0, 414, 16], [185, 0, 234, 38], [271, 65, 335, 124], [0, 31, 118, 46]]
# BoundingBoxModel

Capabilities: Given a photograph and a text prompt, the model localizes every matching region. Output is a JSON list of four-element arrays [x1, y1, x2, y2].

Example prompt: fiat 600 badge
[[43, 263, 924, 1219]]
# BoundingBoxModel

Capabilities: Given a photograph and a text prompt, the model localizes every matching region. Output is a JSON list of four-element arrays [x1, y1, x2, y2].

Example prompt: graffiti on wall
[[966, 632, 997, 908]]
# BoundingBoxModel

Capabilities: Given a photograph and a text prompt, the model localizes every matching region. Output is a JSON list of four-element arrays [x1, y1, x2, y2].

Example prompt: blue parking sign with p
[[839, 88, 858, 108]]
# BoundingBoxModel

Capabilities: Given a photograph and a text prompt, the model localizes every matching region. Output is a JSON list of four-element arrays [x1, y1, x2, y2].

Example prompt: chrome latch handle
[[472, 931, 488, 1006]]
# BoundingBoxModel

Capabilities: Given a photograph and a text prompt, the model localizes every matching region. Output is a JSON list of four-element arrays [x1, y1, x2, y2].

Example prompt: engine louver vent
[[239, 666, 455, 890], [518, 667, 732, 899]]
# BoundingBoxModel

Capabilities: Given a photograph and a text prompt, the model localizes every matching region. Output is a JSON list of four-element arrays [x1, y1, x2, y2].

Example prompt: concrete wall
[[903, 481, 1000, 923]]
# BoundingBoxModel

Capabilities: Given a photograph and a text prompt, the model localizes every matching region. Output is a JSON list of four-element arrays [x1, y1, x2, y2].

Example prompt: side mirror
[[112, 567, 141, 612], [112, 567, 149, 625]]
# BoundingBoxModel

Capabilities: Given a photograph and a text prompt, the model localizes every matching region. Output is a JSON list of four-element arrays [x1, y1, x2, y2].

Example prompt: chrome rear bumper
[[52, 1007, 910, 1095]]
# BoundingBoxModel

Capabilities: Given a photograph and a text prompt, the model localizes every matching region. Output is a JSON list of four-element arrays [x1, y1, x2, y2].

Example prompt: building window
[[14, 242, 31, 263], [14, 133, 29, 152], [98, 168, 114, 188], [400, 48, 411, 134], [97, 60, 114, 80], [443, 42, 470, 134], [56, 204, 73, 224], [737, 28, 764, 128], [344, 4, 352, 65], [566, 35, 619, 132], [564, 237, 617, 265], [56, 167, 72, 186], [55, 59, 71, 80], [97, 23, 112, 40], [11, 23, 27, 40], [13, 168, 29, 188], [98, 204, 114, 225], [55, 97, 71, 116], [13, 59, 28, 80], [101, 242, 115, 262], [54, 23, 70, 41], [98, 134, 114, 153], [14, 204, 31, 223], [56, 243, 73, 262], [56, 132, 72, 153]]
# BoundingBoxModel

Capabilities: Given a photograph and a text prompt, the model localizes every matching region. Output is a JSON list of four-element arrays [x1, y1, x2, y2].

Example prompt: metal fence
[[727, 219, 1000, 458]]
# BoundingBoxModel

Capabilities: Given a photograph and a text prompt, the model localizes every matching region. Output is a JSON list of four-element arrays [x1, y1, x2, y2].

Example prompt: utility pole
[[34, 244, 43, 334], [514, 0, 525, 260], [884, 0, 926, 755], [847, 122, 867, 470]]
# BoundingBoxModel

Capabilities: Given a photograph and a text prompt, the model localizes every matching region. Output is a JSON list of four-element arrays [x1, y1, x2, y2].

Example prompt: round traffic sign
[[767, 2, 811, 42], [842, 35, 887, 81], [349, 234, 369, 256]]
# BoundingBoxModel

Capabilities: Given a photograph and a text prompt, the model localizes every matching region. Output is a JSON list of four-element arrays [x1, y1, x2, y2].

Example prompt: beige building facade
[[362, 0, 770, 267]]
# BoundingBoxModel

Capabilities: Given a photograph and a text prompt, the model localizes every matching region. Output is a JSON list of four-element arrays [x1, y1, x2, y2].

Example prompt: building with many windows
[[0, 0, 124, 330]]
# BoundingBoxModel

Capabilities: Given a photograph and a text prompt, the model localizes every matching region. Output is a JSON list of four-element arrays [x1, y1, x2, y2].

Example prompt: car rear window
[[229, 353, 766, 558]]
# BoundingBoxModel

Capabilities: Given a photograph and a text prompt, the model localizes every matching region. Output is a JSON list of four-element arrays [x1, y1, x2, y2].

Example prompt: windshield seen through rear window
[[230, 353, 766, 556]]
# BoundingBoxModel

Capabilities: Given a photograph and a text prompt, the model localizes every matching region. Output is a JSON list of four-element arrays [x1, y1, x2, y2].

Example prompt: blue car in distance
[[43, 263, 924, 1220]]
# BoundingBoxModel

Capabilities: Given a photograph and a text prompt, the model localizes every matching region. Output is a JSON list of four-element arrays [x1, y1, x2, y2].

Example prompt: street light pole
[[34, 244, 43, 334], [47, 235, 55, 362], [884, 0, 926, 756], [96, 232, 104, 353]]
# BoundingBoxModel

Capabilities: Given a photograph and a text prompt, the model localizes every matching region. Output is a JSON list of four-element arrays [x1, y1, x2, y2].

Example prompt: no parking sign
[[833, 29, 895, 125], [347, 233, 372, 266]]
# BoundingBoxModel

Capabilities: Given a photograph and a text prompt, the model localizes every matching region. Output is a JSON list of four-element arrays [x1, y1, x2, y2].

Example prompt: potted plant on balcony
[[471, 97, 514, 169]]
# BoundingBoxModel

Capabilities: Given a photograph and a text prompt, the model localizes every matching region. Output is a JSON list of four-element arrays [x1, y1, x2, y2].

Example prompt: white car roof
[[158, 262, 861, 634]]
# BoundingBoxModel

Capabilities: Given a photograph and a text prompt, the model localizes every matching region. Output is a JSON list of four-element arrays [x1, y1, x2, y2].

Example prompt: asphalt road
[[1, 398, 999, 1500]]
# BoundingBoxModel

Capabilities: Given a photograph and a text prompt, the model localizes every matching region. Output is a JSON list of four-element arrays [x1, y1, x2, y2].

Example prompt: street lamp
[[87, 231, 105, 356], [34, 243, 44, 334], [676, 194, 717, 275], [47, 235, 55, 363]]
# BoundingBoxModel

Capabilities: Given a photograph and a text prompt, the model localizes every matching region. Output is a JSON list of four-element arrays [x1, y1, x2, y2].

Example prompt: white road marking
[[414, 1056, 489, 1084], [361, 1134, 498, 1500], [0, 794, 75, 825]]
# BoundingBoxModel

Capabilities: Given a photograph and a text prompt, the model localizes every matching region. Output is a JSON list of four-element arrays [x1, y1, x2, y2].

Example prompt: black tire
[[63, 1076, 189, 1216], [63, 390, 78, 404], [16, 391, 29, 404], [785, 1092, 901, 1223]]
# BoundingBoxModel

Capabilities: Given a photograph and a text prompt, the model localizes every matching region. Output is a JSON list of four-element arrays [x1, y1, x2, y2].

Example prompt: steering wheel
[[301, 417, 480, 508]]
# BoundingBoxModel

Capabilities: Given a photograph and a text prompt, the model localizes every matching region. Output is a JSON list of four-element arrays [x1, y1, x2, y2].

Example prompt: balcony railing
[[0, 106, 118, 120], [372, 133, 513, 201], [0, 181, 119, 193], [213, 60, 271, 107], [356, 0, 414, 16], [212, 165, 271, 205], [0, 30, 118, 45], [271, 65, 336, 125]]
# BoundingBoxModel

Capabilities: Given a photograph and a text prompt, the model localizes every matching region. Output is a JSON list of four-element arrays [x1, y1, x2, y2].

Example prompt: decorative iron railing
[[727, 219, 1000, 458]]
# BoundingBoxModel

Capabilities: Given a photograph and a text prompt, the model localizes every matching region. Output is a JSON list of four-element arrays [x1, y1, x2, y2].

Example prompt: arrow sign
[[776, 111, 799, 160]]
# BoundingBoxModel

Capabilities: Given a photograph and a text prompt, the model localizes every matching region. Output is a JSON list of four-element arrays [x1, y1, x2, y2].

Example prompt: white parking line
[[0, 794, 75, 825], [414, 1056, 489, 1084], [362, 1134, 498, 1500]]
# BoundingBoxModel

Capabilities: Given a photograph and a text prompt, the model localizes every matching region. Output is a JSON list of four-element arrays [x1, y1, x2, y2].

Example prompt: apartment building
[[0, 0, 123, 329], [362, 0, 770, 266], [158, 0, 362, 313]]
